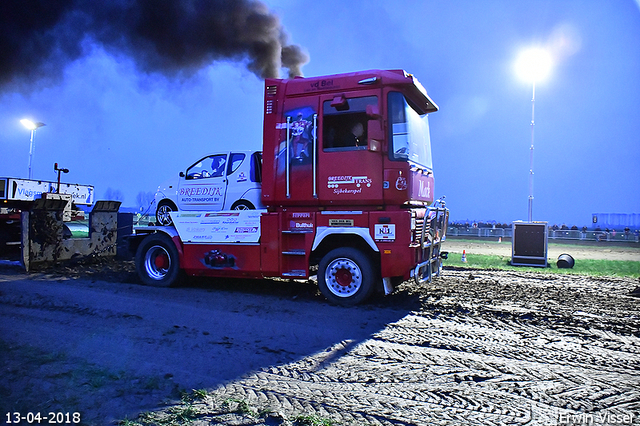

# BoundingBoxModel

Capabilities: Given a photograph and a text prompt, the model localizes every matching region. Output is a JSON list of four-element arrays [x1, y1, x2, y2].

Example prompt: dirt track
[[1, 259, 639, 425]]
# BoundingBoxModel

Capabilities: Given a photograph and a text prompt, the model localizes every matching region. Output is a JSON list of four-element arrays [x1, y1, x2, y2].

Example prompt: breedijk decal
[[179, 186, 223, 197], [328, 175, 372, 186], [327, 175, 372, 195]]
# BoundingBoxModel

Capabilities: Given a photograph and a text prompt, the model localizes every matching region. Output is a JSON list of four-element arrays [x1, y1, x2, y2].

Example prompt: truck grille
[[412, 206, 449, 250], [410, 205, 449, 284]]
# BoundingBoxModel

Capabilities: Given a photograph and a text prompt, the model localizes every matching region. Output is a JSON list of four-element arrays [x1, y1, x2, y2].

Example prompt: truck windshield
[[388, 91, 433, 170]]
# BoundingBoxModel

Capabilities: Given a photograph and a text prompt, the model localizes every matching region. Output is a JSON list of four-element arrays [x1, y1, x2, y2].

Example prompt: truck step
[[282, 250, 305, 256]]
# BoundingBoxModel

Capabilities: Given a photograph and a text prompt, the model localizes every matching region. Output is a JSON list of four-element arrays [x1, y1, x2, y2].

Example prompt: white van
[[154, 151, 263, 226]]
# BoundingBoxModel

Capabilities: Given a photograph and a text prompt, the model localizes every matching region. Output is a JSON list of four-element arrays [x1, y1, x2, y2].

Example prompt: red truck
[[131, 69, 449, 305]]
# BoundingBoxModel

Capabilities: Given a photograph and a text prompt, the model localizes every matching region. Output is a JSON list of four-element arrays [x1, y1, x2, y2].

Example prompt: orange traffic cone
[[461, 250, 467, 263], [498, 237, 502, 243]]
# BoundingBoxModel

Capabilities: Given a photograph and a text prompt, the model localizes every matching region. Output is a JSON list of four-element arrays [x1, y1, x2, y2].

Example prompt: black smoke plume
[[0, 0, 309, 88]]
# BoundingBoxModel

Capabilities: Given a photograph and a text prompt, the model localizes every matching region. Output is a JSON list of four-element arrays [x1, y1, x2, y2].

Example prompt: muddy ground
[[1, 253, 639, 425]]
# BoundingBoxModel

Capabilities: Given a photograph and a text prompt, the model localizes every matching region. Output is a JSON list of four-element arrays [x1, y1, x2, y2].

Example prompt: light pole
[[20, 119, 46, 180], [515, 48, 552, 222], [527, 80, 536, 223]]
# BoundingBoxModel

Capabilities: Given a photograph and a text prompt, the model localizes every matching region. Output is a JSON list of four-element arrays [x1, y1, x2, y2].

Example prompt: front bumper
[[410, 205, 449, 284]]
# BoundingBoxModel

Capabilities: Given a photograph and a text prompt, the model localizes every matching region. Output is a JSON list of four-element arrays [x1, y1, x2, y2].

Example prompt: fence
[[447, 226, 640, 243], [592, 213, 640, 229]]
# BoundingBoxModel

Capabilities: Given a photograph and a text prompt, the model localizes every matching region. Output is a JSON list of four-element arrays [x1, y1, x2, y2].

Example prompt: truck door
[[273, 100, 319, 205], [318, 93, 383, 205], [177, 153, 228, 211]]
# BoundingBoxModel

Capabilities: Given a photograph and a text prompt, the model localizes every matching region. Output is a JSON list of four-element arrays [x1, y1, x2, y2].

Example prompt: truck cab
[[261, 70, 438, 209]]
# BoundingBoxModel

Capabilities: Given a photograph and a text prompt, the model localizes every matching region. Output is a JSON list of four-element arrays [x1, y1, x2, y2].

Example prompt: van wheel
[[135, 233, 182, 287], [318, 247, 375, 305], [231, 200, 255, 210], [156, 200, 177, 226]]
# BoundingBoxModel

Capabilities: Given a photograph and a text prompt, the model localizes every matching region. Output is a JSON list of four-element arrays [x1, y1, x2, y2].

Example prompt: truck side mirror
[[368, 139, 381, 152], [330, 95, 349, 111], [367, 112, 383, 152], [366, 104, 381, 120], [180, 171, 186, 178]]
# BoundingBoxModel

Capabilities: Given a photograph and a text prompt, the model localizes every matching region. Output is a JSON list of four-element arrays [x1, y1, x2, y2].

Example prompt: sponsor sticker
[[374, 224, 396, 241], [329, 219, 354, 226]]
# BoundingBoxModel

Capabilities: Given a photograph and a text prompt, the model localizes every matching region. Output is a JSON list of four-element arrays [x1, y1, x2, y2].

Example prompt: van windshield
[[388, 91, 433, 170]]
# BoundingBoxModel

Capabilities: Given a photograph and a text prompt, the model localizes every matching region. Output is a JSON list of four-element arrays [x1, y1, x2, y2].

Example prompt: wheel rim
[[144, 245, 171, 280], [324, 257, 362, 298], [233, 204, 250, 210], [157, 205, 173, 225]]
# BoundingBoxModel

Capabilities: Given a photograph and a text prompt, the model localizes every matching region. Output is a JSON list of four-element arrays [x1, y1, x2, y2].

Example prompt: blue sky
[[1, 0, 639, 227]]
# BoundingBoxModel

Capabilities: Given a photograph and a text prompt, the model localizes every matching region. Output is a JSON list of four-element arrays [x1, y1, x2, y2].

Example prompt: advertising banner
[[1, 178, 94, 205], [170, 210, 265, 243]]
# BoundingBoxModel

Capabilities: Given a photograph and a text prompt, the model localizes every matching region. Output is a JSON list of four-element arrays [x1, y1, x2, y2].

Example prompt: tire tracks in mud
[[199, 270, 640, 425]]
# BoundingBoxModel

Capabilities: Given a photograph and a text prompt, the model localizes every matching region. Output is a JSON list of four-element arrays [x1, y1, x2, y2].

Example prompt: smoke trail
[[0, 0, 309, 88]]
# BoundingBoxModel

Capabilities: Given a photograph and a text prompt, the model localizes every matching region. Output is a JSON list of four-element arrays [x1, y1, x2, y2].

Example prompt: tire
[[231, 200, 255, 210], [156, 200, 177, 226], [135, 233, 182, 287], [318, 247, 376, 305]]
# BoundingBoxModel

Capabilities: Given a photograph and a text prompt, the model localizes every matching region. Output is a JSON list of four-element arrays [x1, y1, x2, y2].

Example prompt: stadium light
[[20, 119, 46, 179]]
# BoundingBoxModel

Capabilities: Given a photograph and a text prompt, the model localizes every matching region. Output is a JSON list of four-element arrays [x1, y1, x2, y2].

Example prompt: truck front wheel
[[135, 233, 182, 287], [318, 247, 375, 305]]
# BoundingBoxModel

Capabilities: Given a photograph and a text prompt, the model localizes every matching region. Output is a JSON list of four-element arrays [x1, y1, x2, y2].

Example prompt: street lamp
[[20, 119, 46, 180], [515, 48, 552, 222]]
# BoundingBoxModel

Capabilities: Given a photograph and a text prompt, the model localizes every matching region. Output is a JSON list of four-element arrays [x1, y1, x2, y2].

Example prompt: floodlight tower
[[515, 48, 552, 222], [20, 119, 46, 179]]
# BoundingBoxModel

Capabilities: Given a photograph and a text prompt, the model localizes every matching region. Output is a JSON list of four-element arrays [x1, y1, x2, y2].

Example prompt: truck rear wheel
[[318, 247, 375, 305], [135, 233, 182, 287]]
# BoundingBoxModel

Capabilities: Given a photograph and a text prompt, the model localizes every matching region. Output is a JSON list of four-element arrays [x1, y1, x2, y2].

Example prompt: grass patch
[[444, 252, 640, 278], [117, 419, 144, 426], [125, 405, 199, 426], [179, 388, 209, 403], [119, 396, 341, 426], [294, 414, 338, 426], [222, 397, 258, 417], [190, 388, 209, 401]]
